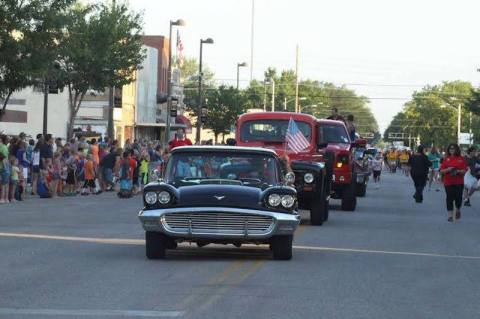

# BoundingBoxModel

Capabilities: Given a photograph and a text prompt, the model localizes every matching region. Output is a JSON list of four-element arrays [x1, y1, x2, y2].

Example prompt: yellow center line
[[1, 232, 480, 260], [197, 260, 266, 313], [0, 232, 143, 245], [177, 260, 246, 310]]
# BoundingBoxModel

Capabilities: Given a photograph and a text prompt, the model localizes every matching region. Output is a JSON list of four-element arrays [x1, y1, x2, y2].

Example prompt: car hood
[[177, 184, 263, 209]]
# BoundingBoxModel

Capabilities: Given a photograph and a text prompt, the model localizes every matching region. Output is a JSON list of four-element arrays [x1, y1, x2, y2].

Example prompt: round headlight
[[281, 195, 295, 208], [144, 192, 157, 205], [304, 173, 314, 183], [268, 194, 281, 207], [158, 191, 171, 204]]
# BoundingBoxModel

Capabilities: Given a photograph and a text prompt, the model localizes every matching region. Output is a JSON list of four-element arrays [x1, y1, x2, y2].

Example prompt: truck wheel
[[324, 200, 330, 221], [310, 196, 327, 225], [271, 235, 293, 260], [341, 179, 357, 211], [146, 231, 166, 259], [356, 183, 366, 197]]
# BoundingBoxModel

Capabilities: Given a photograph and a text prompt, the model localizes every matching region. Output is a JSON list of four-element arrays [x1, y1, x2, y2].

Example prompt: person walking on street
[[440, 143, 468, 222], [399, 150, 410, 176], [427, 147, 441, 191], [462, 146, 480, 207], [371, 154, 383, 189], [408, 145, 432, 203]]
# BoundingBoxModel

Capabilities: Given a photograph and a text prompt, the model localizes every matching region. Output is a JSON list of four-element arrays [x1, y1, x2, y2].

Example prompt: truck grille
[[162, 212, 274, 236]]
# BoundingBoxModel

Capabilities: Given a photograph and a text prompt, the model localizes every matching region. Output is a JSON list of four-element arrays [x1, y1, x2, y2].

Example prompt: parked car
[[138, 146, 300, 260]]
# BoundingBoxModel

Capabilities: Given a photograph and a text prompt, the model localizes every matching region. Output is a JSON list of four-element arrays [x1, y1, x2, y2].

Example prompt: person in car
[[327, 107, 345, 122]]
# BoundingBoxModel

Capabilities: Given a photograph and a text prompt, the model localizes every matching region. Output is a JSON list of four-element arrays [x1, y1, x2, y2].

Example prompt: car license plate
[[332, 175, 335, 182], [357, 176, 364, 183]]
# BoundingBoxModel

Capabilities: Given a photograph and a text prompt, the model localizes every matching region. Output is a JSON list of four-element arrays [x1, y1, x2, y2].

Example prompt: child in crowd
[[82, 154, 95, 195], [50, 152, 62, 197], [16, 161, 25, 201], [0, 153, 10, 204], [118, 151, 132, 198], [9, 157, 20, 202], [65, 149, 77, 196], [76, 151, 85, 193], [140, 150, 150, 191]]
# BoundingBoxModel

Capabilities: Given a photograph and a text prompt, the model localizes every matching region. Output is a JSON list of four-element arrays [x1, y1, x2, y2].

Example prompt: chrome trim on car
[[138, 207, 300, 239]]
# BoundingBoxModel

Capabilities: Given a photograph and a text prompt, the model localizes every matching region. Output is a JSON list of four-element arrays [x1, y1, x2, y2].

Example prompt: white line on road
[[2, 232, 480, 261], [0, 308, 184, 317]]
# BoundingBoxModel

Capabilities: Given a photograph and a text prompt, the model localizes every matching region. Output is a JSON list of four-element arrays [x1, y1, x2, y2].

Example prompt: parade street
[[1, 173, 479, 319]]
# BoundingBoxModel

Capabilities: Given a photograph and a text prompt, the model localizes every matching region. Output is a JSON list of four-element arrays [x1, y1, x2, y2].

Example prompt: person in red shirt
[[440, 143, 468, 222], [169, 128, 192, 150]]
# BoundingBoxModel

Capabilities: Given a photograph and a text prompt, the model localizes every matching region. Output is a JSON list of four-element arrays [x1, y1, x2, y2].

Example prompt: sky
[[128, 0, 480, 132]]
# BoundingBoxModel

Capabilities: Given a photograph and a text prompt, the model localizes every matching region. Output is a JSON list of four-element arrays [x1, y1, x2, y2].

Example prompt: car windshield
[[240, 119, 312, 142], [318, 124, 350, 144], [166, 151, 279, 187]]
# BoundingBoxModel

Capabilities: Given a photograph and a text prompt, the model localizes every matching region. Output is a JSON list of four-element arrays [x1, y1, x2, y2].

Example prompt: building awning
[[135, 121, 187, 129], [175, 115, 192, 133]]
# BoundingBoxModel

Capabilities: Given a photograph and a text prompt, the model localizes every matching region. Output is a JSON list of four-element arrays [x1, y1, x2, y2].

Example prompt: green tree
[[57, 2, 145, 138], [384, 81, 476, 148], [0, 0, 74, 116], [180, 57, 215, 123], [203, 85, 246, 143]]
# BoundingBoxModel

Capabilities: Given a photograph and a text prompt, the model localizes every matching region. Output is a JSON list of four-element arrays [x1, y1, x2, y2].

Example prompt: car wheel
[[324, 199, 329, 221], [341, 179, 357, 211], [271, 235, 293, 260], [311, 185, 328, 225], [145, 231, 166, 259], [356, 183, 366, 197], [310, 197, 327, 225]]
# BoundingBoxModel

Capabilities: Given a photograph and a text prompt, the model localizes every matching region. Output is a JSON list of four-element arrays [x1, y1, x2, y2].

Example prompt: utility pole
[[457, 103, 461, 145], [107, 86, 114, 139], [42, 80, 48, 136], [294, 44, 299, 113], [250, 0, 255, 81], [107, 0, 116, 140], [263, 80, 267, 111], [271, 79, 275, 112], [469, 111, 473, 145], [196, 40, 204, 144]]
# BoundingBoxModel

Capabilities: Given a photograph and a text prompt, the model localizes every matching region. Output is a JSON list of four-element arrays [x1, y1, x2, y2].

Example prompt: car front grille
[[162, 212, 274, 236]]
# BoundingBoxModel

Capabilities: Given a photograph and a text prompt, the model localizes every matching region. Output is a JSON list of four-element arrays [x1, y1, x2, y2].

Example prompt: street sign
[[361, 132, 374, 139], [393, 141, 404, 148], [459, 132, 473, 145]]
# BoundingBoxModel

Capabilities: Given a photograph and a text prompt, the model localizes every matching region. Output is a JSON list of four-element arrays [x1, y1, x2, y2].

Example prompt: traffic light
[[170, 98, 178, 117]]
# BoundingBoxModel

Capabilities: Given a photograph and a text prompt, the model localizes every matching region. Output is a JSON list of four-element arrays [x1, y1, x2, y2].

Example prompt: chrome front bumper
[[138, 207, 300, 240]]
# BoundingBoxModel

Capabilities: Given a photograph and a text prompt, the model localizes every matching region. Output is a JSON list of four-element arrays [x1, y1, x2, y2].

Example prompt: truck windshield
[[318, 124, 350, 144], [240, 119, 312, 142]]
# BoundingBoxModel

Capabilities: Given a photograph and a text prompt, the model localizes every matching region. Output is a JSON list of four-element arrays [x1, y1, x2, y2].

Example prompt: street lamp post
[[457, 103, 462, 144], [299, 104, 317, 113], [271, 79, 275, 112], [236, 62, 247, 90], [164, 19, 186, 147], [196, 38, 214, 144], [284, 96, 306, 111]]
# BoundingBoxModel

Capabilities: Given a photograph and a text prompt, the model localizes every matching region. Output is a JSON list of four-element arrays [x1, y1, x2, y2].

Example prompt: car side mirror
[[285, 172, 295, 185], [150, 169, 163, 182]]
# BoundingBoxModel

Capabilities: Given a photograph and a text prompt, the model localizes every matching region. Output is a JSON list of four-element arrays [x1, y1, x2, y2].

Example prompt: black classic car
[[138, 146, 300, 260]]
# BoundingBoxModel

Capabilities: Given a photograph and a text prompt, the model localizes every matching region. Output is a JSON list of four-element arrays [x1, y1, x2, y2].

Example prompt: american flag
[[285, 118, 310, 153], [176, 30, 184, 67]]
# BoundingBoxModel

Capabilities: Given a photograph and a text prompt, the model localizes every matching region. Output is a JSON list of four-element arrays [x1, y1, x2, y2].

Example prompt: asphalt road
[[1, 172, 479, 319]]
